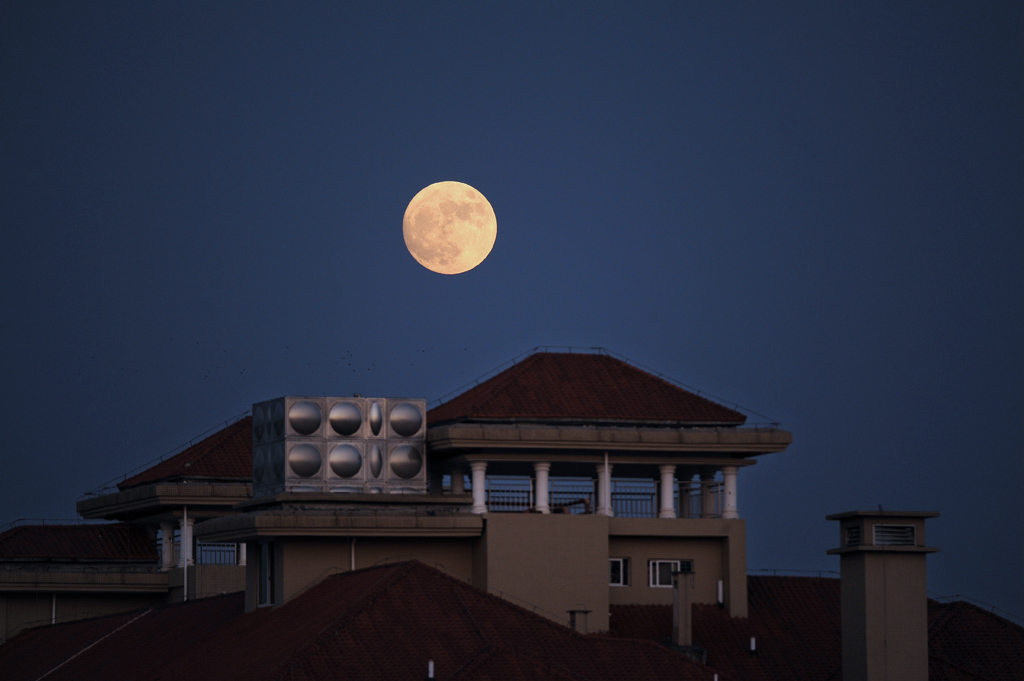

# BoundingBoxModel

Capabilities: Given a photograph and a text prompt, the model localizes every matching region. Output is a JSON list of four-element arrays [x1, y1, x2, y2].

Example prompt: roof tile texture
[[428, 351, 747, 425], [609, 575, 1024, 681], [118, 416, 253, 489], [0, 524, 157, 561], [0, 561, 711, 681]]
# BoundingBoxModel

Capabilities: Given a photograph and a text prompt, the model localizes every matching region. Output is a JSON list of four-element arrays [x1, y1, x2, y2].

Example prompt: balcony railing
[[479, 477, 722, 518], [158, 540, 238, 566]]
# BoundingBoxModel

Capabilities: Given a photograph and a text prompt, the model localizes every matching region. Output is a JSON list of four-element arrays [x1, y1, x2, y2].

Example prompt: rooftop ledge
[[196, 509, 483, 542], [77, 482, 253, 519], [427, 423, 792, 455]]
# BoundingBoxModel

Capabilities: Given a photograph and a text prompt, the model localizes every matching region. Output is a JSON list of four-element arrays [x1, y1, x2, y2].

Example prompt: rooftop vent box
[[251, 397, 427, 497], [872, 524, 916, 546]]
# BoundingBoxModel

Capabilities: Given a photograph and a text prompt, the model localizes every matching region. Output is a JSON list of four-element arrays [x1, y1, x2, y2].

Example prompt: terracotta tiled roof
[[118, 416, 253, 489], [428, 351, 747, 426], [0, 524, 157, 561], [0, 561, 714, 681], [609, 575, 1024, 681], [928, 600, 1024, 680]]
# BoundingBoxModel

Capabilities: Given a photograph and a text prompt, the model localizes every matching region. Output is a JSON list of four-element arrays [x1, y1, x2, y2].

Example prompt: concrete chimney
[[827, 510, 939, 681]]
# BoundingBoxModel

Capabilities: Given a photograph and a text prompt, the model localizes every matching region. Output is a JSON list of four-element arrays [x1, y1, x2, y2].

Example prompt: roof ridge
[[266, 561, 417, 681]]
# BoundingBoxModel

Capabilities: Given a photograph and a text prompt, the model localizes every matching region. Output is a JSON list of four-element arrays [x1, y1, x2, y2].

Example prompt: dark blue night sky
[[2, 3, 1021, 620]]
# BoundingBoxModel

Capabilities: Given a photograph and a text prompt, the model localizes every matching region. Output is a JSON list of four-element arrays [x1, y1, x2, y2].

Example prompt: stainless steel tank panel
[[369, 401, 383, 436], [368, 443, 383, 478], [271, 401, 285, 438], [253, 405, 266, 440], [253, 445, 267, 483], [329, 443, 362, 478], [389, 444, 423, 479], [288, 443, 322, 478], [329, 401, 362, 436], [388, 402, 423, 437], [288, 400, 322, 435]]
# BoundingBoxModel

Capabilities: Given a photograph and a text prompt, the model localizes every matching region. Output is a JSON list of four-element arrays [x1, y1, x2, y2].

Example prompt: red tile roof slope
[[927, 600, 1024, 681], [428, 351, 747, 426], [609, 575, 1024, 681], [0, 561, 717, 681], [118, 416, 253, 489], [0, 524, 157, 561], [0, 592, 244, 681]]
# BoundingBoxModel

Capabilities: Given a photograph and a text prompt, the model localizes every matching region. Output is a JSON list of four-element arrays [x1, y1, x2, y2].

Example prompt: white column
[[658, 465, 677, 518], [533, 462, 551, 514], [160, 522, 175, 570], [237, 542, 247, 567], [470, 462, 488, 514], [451, 466, 466, 495], [178, 516, 195, 567], [722, 465, 739, 519], [596, 462, 614, 516]]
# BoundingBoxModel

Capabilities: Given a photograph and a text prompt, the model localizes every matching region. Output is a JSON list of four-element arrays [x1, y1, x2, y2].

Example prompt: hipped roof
[[428, 351, 747, 426], [610, 575, 1024, 681], [117, 416, 253, 490], [0, 524, 156, 561], [0, 560, 713, 681]]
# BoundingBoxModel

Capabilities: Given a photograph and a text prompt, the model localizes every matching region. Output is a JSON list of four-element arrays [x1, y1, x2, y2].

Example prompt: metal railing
[[611, 481, 657, 518], [478, 477, 722, 518], [197, 542, 237, 566], [485, 476, 534, 512], [157, 540, 238, 566], [679, 480, 723, 518]]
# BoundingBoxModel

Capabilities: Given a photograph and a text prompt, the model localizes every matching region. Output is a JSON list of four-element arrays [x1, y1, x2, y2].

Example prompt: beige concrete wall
[[607, 536, 724, 606], [841, 551, 930, 681], [481, 513, 610, 633], [608, 517, 747, 616], [277, 537, 475, 605], [192, 565, 245, 599]]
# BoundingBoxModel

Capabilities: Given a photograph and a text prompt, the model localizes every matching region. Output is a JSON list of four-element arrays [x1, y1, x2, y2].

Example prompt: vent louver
[[846, 526, 862, 546], [873, 524, 916, 546]]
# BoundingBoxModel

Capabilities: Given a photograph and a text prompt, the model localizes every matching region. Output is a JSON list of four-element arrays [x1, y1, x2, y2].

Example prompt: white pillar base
[[596, 462, 614, 516], [722, 466, 739, 519], [470, 462, 488, 514], [534, 462, 551, 514], [658, 464, 677, 518]]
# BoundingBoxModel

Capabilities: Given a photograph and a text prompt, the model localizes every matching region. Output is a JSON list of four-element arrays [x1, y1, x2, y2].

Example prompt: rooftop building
[[1, 348, 1019, 680]]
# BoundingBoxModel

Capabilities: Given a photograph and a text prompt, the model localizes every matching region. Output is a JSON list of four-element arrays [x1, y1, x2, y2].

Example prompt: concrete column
[[533, 462, 551, 514], [700, 470, 716, 518], [160, 522, 175, 570], [178, 516, 195, 567], [450, 466, 466, 495], [722, 466, 739, 519], [470, 462, 488, 514], [658, 465, 677, 518], [596, 462, 614, 516], [237, 542, 247, 567]]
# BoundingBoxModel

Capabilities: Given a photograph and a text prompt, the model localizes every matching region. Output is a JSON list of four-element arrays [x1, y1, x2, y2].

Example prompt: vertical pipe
[[51, 593, 56, 624], [183, 506, 188, 602]]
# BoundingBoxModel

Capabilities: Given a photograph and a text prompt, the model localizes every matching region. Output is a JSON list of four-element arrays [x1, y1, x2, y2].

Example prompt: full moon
[[403, 181, 497, 275]]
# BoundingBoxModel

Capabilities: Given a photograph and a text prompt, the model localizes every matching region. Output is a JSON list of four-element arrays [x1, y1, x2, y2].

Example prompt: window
[[873, 524, 915, 546], [258, 541, 275, 606], [648, 559, 693, 587], [610, 558, 630, 586]]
